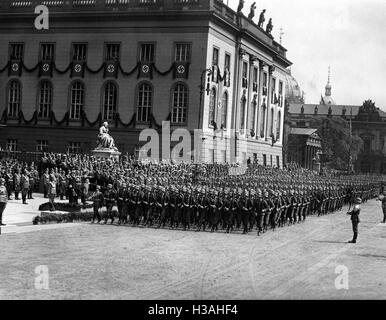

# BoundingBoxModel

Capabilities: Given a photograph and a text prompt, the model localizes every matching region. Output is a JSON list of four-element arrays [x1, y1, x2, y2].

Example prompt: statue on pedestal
[[96, 122, 118, 151]]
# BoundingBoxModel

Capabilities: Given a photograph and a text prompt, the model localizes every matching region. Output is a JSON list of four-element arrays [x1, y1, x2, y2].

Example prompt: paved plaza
[[0, 195, 385, 299]]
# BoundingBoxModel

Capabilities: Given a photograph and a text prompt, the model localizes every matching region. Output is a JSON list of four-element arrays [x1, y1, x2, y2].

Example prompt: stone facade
[[0, 0, 291, 166]]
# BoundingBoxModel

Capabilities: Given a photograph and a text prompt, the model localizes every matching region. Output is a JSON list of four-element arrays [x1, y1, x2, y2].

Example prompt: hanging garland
[[0, 62, 9, 73], [0, 59, 191, 81]]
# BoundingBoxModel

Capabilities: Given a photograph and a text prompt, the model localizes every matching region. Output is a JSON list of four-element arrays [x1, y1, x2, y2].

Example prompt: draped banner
[[104, 61, 118, 78], [173, 61, 189, 79], [71, 61, 85, 78], [8, 60, 21, 77], [138, 62, 153, 79], [39, 60, 54, 77]]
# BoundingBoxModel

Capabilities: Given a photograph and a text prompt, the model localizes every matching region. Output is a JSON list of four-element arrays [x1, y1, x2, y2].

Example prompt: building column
[[265, 66, 274, 140], [256, 59, 265, 139]]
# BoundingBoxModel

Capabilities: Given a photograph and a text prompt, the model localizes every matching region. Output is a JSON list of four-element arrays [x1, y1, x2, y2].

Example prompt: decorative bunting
[[173, 62, 189, 79], [71, 61, 85, 78], [138, 62, 153, 79], [39, 60, 53, 77], [9, 60, 21, 77], [104, 61, 118, 78]]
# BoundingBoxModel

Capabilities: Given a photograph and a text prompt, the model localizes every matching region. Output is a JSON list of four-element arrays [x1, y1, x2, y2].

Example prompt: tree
[[309, 116, 363, 171]]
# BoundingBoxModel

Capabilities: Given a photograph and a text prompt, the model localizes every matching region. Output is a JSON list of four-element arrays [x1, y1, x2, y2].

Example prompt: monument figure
[[258, 9, 266, 28], [96, 122, 118, 151], [266, 18, 273, 34], [237, 0, 245, 13], [248, 2, 256, 19]]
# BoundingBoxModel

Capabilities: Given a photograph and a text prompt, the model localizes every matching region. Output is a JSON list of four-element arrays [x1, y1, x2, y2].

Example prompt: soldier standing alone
[[347, 197, 361, 244]]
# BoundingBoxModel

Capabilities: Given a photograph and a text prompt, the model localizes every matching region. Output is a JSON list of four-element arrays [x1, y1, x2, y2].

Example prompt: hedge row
[[33, 209, 118, 225], [38, 202, 93, 212]]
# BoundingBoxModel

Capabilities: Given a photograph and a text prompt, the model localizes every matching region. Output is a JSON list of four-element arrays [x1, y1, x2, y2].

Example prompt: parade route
[[0, 197, 385, 300]]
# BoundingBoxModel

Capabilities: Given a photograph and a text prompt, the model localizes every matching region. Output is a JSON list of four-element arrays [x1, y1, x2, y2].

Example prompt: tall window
[[278, 81, 284, 107], [172, 84, 188, 124], [70, 81, 84, 119], [276, 111, 281, 140], [262, 72, 268, 96], [252, 67, 258, 92], [105, 43, 120, 61], [7, 139, 18, 151], [7, 80, 21, 118], [224, 53, 230, 70], [9, 43, 24, 60], [271, 78, 276, 102], [136, 83, 152, 122], [242, 62, 248, 88], [260, 104, 266, 137], [240, 97, 246, 130], [72, 43, 87, 61], [212, 47, 219, 66], [221, 92, 228, 128], [103, 82, 117, 120], [68, 142, 81, 153], [208, 88, 216, 126], [175, 43, 191, 62], [36, 140, 48, 152], [140, 43, 155, 62], [270, 108, 275, 136], [38, 80, 52, 118], [40, 43, 55, 61], [250, 99, 257, 132]]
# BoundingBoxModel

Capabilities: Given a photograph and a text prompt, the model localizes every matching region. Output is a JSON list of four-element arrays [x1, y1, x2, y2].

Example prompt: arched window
[[137, 82, 152, 122], [276, 111, 281, 140], [70, 81, 84, 119], [240, 97, 246, 130], [171, 83, 188, 124], [103, 82, 117, 120], [221, 92, 228, 128], [270, 108, 275, 136], [7, 80, 21, 118], [38, 80, 52, 118], [208, 88, 216, 126]]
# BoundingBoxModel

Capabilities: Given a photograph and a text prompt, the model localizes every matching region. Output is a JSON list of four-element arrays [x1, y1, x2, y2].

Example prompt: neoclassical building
[[0, 0, 291, 165]]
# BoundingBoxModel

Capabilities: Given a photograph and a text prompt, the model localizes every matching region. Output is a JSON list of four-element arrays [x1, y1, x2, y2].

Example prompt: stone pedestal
[[91, 148, 121, 161]]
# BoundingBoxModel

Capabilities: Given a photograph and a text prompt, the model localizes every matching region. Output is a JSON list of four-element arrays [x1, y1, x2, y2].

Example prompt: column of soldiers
[[85, 164, 379, 236], [0, 154, 380, 236]]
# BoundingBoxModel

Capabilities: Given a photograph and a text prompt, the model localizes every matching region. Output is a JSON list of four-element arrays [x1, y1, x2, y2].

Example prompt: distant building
[[286, 68, 386, 173], [0, 0, 291, 166]]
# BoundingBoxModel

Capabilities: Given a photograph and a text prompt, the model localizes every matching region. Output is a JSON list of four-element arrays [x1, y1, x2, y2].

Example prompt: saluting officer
[[347, 197, 361, 244]]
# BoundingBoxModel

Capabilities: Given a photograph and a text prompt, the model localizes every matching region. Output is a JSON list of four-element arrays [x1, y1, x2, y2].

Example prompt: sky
[[227, 0, 386, 108]]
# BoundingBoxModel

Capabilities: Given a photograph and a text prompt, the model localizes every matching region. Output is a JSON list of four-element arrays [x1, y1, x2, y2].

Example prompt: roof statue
[[266, 18, 273, 35], [258, 9, 266, 28], [237, 0, 245, 13], [248, 2, 256, 20]]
